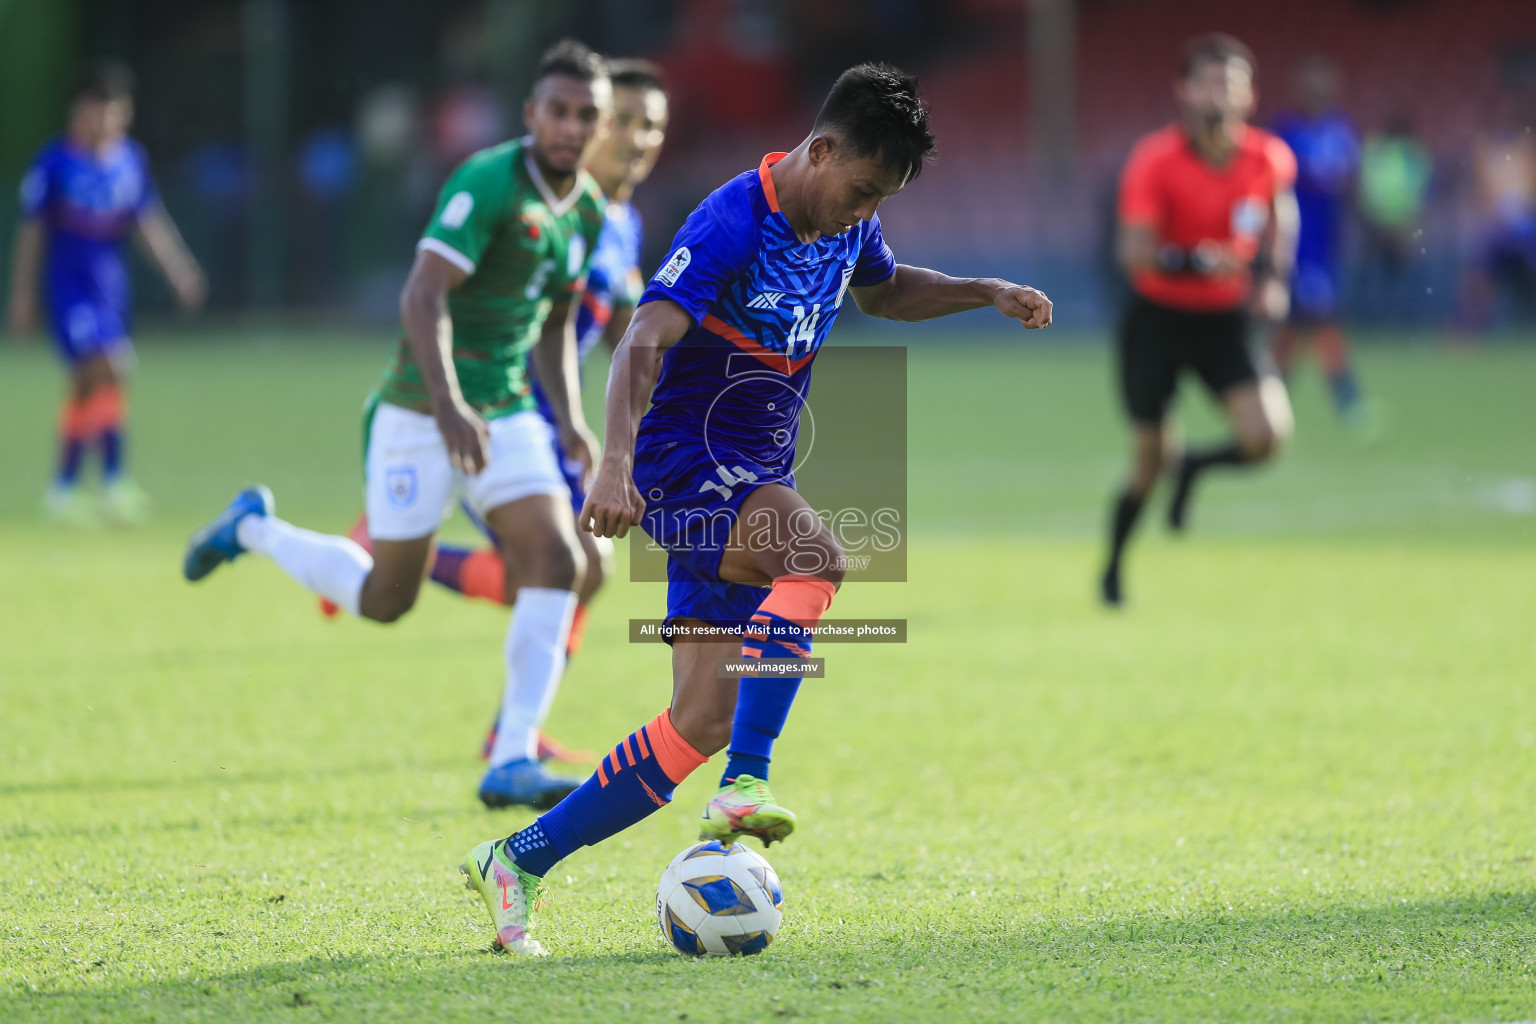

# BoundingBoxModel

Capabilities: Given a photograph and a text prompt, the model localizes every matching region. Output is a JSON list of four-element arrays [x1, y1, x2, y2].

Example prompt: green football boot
[[459, 839, 547, 956], [698, 774, 797, 848]]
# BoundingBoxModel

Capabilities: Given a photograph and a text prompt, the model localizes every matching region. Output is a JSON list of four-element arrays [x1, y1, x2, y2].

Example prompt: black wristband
[[1155, 244, 1190, 273]]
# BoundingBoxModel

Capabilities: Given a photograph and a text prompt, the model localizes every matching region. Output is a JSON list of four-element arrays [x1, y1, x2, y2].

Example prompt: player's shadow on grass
[[0, 754, 470, 799], [4, 948, 686, 1019], [10, 891, 1533, 1018]]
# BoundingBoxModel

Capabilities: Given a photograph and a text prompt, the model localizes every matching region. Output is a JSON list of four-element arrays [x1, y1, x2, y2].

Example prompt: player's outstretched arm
[[6, 220, 44, 338], [532, 297, 599, 486], [134, 203, 206, 314], [580, 298, 691, 539], [852, 265, 1052, 328], [400, 248, 488, 475]]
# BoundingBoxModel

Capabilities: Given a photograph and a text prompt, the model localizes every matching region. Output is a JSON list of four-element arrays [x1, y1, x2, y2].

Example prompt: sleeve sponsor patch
[[656, 246, 691, 287], [440, 191, 475, 229]]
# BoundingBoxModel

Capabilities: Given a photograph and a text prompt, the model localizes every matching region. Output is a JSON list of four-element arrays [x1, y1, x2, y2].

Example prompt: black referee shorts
[[1117, 294, 1259, 425]]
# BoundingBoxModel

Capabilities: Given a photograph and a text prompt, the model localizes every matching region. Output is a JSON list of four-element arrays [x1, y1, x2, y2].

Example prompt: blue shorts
[[1289, 258, 1342, 323], [47, 293, 131, 365], [1479, 220, 1536, 283], [634, 437, 774, 633]]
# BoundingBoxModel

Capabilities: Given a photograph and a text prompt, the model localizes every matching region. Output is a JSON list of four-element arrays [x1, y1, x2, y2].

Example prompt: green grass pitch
[[2, 329, 1534, 1022]]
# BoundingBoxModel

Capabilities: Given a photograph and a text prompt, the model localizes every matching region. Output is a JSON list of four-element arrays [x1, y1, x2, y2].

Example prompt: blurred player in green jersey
[[183, 41, 610, 810]]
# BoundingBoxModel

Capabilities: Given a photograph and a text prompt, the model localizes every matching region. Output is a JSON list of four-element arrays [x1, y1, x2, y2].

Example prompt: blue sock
[[1328, 371, 1361, 416], [57, 437, 85, 486], [501, 818, 573, 878], [430, 544, 473, 593], [722, 749, 773, 783], [503, 712, 704, 877], [99, 427, 122, 480], [719, 609, 812, 787]]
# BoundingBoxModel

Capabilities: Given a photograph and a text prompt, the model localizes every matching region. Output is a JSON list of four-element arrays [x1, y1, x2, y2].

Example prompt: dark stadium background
[[1, 0, 1531, 330]]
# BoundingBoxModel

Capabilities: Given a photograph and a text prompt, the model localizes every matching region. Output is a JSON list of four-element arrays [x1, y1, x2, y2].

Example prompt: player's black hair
[[812, 62, 934, 183], [608, 58, 666, 95], [533, 38, 608, 89], [1181, 33, 1256, 78], [74, 60, 135, 102]]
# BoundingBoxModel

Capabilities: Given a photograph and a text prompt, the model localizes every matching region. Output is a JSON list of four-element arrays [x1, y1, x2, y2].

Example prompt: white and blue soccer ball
[[656, 840, 783, 956]]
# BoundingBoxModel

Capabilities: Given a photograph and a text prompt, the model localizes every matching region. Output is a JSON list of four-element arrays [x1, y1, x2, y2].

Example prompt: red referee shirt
[[1119, 123, 1297, 312]]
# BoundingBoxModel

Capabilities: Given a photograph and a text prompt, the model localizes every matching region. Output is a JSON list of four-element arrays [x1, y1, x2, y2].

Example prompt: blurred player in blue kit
[[6, 63, 206, 525], [1270, 56, 1370, 427], [458, 63, 1054, 956]]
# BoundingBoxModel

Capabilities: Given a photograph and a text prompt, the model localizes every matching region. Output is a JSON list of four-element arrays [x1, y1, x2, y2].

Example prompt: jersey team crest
[[375, 139, 605, 419]]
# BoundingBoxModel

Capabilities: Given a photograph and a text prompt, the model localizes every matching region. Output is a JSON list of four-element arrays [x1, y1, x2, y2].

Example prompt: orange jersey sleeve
[[1118, 131, 1168, 226], [1260, 129, 1298, 193]]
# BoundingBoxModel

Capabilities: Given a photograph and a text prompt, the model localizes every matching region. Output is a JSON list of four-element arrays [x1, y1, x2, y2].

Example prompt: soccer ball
[[656, 840, 784, 956]]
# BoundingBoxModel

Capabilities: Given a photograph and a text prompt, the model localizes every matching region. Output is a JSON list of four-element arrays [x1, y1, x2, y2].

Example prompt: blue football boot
[[478, 758, 581, 810], [183, 485, 274, 582]]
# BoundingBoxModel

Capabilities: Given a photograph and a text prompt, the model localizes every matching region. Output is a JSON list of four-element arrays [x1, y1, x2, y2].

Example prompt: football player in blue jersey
[[459, 62, 1053, 956], [6, 63, 205, 526], [1270, 56, 1370, 429]]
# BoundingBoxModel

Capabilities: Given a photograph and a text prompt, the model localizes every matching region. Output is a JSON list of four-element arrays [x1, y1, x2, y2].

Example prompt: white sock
[[488, 587, 578, 767], [236, 514, 372, 617]]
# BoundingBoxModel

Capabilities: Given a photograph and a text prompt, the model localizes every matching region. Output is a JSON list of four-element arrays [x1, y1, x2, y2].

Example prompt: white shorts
[[364, 403, 569, 541]]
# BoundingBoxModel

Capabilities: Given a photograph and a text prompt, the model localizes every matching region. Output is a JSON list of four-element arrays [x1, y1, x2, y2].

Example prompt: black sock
[[1107, 489, 1146, 570], [1169, 442, 1249, 531], [1185, 442, 1248, 474], [1102, 489, 1146, 605]]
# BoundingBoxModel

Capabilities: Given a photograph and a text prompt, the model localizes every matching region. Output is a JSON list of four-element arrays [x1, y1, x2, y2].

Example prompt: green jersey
[[378, 139, 606, 418]]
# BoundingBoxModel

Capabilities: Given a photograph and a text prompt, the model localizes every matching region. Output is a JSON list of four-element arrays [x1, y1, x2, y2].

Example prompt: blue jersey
[[574, 200, 644, 360], [1272, 111, 1358, 317], [20, 137, 158, 357], [1272, 111, 1357, 264], [533, 201, 643, 422], [531, 201, 645, 512], [631, 153, 896, 628], [636, 153, 895, 478]]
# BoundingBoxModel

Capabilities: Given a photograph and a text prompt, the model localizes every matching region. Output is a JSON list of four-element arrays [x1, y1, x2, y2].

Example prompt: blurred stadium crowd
[[1, 0, 1532, 329]]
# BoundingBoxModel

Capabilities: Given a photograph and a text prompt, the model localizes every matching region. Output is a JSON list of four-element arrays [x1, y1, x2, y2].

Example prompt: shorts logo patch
[[385, 466, 418, 508], [439, 191, 475, 230], [656, 246, 691, 287]]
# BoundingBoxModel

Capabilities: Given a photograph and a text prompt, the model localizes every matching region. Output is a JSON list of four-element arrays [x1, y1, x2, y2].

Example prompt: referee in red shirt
[[1100, 33, 1300, 606]]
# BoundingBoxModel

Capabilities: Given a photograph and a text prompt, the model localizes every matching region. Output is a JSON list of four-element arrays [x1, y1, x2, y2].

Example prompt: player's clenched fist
[[581, 461, 645, 538], [995, 284, 1052, 328]]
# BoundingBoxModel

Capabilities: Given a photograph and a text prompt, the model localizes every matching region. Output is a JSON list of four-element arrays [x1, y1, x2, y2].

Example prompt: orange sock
[[640, 708, 709, 785], [56, 397, 91, 484], [1313, 325, 1352, 375], [566, 604, 590, 658], [460, 548, 507, 604], [59, 396, 91, 437], [81, 383, 125, 436]]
